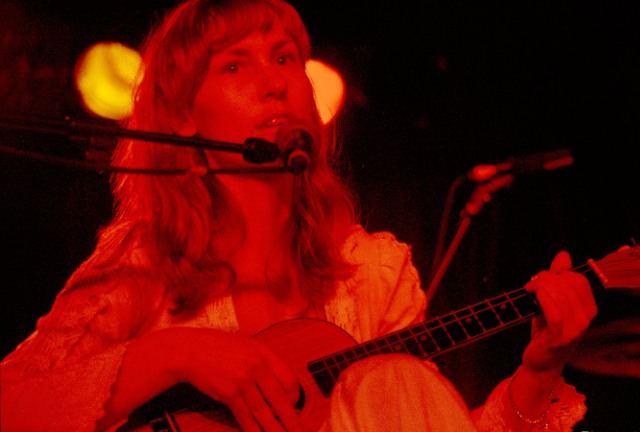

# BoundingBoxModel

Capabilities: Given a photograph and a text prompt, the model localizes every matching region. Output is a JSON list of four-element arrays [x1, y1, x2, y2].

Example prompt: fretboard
[[308, 287, 540, 397]]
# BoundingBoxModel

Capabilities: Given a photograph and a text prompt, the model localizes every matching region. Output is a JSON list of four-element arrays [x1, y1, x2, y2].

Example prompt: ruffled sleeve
[[472, 374, 587, 431], [1, 271, 165, 432], [327, 226, 426, 343]]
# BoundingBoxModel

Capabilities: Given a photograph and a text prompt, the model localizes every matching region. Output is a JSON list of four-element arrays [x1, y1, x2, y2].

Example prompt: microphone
[[467, 148, 574, 182], [275, 119, 318, 174]]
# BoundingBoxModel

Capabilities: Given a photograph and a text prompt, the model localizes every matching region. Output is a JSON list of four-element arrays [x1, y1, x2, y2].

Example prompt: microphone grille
[[275, 118, 319, 151]]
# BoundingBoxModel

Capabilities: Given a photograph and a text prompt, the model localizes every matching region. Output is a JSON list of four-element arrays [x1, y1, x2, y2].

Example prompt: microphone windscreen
[[275, 119, 318, 174], [275, 118, 318, 152]]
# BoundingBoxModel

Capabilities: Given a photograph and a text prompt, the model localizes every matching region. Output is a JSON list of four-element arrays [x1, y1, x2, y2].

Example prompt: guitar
[[107, 244, 640, 432]]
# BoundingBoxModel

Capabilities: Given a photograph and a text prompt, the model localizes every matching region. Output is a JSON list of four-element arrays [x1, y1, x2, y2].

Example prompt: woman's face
[[184, 19, 317, 170]]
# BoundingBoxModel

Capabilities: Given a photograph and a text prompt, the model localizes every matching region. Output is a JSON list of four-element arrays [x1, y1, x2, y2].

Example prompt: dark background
[[1, 1, 638, 430]]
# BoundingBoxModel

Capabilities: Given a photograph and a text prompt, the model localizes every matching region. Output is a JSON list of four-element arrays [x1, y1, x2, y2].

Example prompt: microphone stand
[[0, 114, 284, 171], [424, 174, 514, 313]]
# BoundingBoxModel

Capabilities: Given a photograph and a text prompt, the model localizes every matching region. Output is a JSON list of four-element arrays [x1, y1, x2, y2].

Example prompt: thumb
[[550, 250, 572, 273]]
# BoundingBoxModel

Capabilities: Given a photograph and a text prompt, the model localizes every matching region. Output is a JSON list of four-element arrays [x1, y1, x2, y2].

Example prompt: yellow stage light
[[74, 42, 141, 120], [306, 59, 345, 125]]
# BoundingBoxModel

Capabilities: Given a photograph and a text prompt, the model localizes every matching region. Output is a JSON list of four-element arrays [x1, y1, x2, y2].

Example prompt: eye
[[276, 52, 298, 66], [225, 63, 240, 73]]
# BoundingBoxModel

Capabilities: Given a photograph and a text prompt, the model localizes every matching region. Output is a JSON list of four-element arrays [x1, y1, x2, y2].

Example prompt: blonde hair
[[65, 0, 358, 316]]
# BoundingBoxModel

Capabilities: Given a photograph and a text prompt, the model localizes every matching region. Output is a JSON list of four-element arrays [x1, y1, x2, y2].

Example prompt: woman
[[0, 0, 596, 431]]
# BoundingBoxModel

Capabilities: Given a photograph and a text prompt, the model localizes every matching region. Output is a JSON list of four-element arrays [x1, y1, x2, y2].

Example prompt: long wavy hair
[[64, 0, 359, 317]]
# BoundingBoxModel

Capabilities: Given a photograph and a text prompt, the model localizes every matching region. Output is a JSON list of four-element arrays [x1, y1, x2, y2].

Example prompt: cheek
[[293, 78, 319, 117], [191, 85, 243, 139]]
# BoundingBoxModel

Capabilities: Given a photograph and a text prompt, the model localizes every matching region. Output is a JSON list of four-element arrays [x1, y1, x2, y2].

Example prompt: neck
[[215, 172, 296, 288]]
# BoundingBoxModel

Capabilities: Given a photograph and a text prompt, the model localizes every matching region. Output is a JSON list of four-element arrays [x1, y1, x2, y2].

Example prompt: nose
[[261, 67, 287, 100]]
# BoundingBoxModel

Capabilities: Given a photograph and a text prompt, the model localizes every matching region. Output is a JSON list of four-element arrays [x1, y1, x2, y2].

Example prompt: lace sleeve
[[330, 227, 426, 343], [473, 375, 587, 431], [1, 273, 164, 432]]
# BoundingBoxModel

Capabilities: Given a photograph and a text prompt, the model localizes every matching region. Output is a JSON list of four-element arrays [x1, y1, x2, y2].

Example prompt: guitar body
[[111, 319, 359, 432]]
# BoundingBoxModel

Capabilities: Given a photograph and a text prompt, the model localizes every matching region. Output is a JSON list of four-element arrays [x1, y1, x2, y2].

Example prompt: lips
[[256, 114, 294, 129]]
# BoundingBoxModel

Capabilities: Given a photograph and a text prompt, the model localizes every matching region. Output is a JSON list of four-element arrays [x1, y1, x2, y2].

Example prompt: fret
[[472, 299, 501, 329], [490, 294, 518, 324], [387, 334, 409, 355], [333, 353, 346, 365], [387, 333, 400, 344], [426, 320, 454, 349], [508, 289, 539, 317], [414, 325, 439, 356], [366, 330, 427, 358], [343, 349, 356, 361], [354, 345, 366, 359], [337, 356, 357, 373], [374, 337, 396, 354], [389, 340, 405, 354], [440, 313, 469, 343], [455, 308, 484, 337], [402, 329, 428, 357], [308, 363, 335, 397], [363, 341, 377, 353], [468, 305, 490, 332], [395, 330, 423, 357], [329, 361, 342, 383], [374, 339, 388, 349], [324, 356, 336, 369]]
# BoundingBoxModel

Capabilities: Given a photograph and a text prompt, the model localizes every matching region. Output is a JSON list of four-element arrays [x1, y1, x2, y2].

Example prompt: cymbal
[[569, 317, 640, 378]]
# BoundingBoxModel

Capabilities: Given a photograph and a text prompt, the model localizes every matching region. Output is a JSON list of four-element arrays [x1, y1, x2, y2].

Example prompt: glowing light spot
[[74, 42, 141, 120], [306, 59, 345, 125]]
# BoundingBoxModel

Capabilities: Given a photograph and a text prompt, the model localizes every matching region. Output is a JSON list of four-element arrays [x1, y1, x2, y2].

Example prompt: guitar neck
[[308, 286, 543, 397]]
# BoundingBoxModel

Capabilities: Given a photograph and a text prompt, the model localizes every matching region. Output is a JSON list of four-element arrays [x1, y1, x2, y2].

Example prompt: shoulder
[[48, 265, 167, 340], [331, 225, 426, 339], [342, 224, 414, 267], [340, 224, 422, 303]]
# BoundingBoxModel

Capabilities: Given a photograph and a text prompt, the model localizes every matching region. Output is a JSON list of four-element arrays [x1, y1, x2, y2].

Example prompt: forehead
[[207, 5, 281, 49], [213, 22, 294, 56], [200, 1, 310, 60]]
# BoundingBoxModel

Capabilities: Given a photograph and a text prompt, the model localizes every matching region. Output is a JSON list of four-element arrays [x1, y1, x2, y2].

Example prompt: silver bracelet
[[507, 372, 554, 425]]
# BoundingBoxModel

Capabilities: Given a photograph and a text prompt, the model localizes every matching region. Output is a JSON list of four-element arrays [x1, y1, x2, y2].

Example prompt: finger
[[526, 250, 573, 293], [255, 373, 302, 432], [257, 344, 301, 405], [565, 271, 598, 320], [243, 384, 288, 432], [538, 270, 597, 335], [550, 250, 572, 273], [524, 270, 550, 294], [532, 272, 593, 346], [548, 277, 583, 338], [531, 278, 564, 337], [226, 393, 264, 432], [227, 385, 287, 432]]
